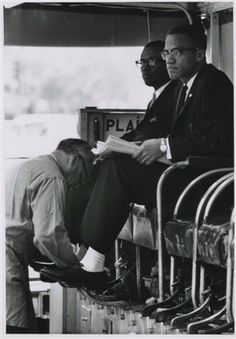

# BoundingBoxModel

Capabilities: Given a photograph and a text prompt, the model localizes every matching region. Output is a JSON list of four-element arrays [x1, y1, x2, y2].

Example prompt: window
[[4, 47, 152, 156], [4, 46, 152, 157], [5, 46, 152, 117]]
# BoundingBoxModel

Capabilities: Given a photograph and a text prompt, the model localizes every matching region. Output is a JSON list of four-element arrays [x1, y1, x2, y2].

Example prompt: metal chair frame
[[171, 170, 233, 299], [192, 173, 234, 307], [151, 170, 232, 322], [114, 157, 233, 316], [170, 174, 234, 331], [187, 208, 234, 334]]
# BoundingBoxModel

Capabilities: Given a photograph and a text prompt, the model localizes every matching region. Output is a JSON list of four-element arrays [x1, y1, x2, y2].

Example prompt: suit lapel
[[144, 81, 174, 121], [145, 96, 160, 118], [172, 68, 204, 126], [176, 92, 192, 118]]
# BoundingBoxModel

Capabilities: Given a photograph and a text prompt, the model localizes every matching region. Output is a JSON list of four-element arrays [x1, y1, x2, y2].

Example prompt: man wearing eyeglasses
[[159, 24, 233, 161], [121, 40, 177, 150], [131, 24, 233, 163], [41, 26, 233, 295]]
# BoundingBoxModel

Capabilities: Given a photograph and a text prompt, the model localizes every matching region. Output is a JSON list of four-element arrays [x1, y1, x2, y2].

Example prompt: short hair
[[167, 24, 207, 50], [56, 138, 92, 155], [145, 40, 165, 51]]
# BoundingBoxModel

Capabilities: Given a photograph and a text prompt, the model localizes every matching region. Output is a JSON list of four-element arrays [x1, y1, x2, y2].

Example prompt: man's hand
[[132, 139, 163, 165]]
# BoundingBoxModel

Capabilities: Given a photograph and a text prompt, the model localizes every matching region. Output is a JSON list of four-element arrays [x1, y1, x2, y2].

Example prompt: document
[[92, 135, 140, 156], [92, 135, 171, 165]]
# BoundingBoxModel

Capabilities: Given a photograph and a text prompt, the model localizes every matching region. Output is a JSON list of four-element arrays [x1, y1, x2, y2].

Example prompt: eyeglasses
[[161, 48, 198, 60], [135, 57, 159, 68]]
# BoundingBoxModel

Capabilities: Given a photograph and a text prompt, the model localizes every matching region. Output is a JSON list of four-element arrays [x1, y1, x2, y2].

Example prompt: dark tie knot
[[181, 84, 188, 96]]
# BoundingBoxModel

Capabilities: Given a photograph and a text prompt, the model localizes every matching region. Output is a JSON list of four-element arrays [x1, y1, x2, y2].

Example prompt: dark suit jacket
[[122, 63, 233, 163], [121, 80, 178, 142], [169, 63, 234, 161]]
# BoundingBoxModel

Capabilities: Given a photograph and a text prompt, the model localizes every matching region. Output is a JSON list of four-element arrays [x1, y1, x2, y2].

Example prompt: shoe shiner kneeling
[[6, 138, 94, 333]]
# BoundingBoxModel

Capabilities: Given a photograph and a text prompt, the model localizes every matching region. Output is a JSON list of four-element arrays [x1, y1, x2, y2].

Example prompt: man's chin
[[167, 70, 179, 80], [143, 80, 153, 87]]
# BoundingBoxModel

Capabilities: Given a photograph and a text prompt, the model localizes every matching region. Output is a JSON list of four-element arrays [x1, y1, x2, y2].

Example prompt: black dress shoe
[[30, 260, 57, 272], [40, 263, 108, 291], [40, 272, 58, 283], [30, 261, 58, 282], [101, 281, 131, 301]]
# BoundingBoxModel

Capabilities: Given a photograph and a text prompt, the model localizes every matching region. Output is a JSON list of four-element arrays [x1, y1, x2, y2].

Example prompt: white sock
[[80, 247, 105, 272]]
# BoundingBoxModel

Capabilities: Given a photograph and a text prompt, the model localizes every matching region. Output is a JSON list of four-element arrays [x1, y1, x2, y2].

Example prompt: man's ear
[[196, 48, 205, 62]]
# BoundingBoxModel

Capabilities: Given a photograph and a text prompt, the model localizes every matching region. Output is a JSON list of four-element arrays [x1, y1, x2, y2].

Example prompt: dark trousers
[[65, 176, 96, 244], [6, 325, 30, 333], [78, 155, 169, 254]]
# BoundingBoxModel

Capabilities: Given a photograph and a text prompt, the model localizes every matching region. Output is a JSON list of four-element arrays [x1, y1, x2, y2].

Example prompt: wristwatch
[[160, 138, 167, 154]]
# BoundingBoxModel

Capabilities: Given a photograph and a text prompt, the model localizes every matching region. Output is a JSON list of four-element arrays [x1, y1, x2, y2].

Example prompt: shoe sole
[[80, 288, 131, 309], [40, 270, 82, 288]]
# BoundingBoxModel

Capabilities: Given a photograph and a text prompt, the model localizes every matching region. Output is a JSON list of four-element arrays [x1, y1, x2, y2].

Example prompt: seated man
[[5, 138, 94, 333], [42, 25, 233, 294]]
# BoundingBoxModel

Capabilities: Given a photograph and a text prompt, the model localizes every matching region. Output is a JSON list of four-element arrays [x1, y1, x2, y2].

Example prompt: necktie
[[148, 91, 156, 108], [175, 84, 188, 117]]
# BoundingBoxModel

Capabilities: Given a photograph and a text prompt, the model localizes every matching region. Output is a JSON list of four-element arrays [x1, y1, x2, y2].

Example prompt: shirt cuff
[[165, 137, 172, 159]]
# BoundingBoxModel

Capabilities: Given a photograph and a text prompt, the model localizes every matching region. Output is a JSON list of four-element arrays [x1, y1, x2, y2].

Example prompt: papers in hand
[[92, 135, 140, 156]]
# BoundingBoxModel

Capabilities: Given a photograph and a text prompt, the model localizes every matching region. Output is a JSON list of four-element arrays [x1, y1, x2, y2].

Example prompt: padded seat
[[132, 205, 158, 249], [117, 215, 133, 242], [119, 204, 174, 250], [164, 219, 230, 267], [197, 222, 230, 267], [164, 219, 194, 258], [118, 204, 158, 249]]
